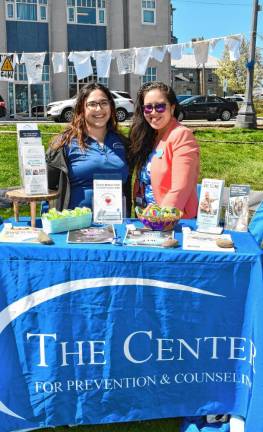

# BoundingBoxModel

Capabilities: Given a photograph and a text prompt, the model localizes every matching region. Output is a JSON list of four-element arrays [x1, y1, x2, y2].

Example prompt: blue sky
[[172, 0, 263, 59]]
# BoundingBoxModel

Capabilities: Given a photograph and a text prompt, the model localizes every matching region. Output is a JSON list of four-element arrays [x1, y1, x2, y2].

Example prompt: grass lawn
[[0, 124, 262, 220], [0, 123, 262, 191]]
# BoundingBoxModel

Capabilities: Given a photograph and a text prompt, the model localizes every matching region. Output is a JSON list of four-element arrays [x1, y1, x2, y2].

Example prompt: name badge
[[155, 149, 163, 158], [113, 142, 124, 149]]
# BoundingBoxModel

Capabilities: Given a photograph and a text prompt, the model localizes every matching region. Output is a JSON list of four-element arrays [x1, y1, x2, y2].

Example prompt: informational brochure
[[67, 225, 116, 244], [123, 227, 174, 247], [197, 179, 225, 229], [225, 184, 250, 232], [17, 124, 48, 195], [0, 224, 43, 243], [183, 230, 235, 253], [16, 122, 39, 140], [21, 144, 48, 195], [93, 179, 123, 224]]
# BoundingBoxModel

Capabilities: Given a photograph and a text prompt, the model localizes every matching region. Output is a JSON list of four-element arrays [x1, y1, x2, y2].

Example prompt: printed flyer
[[197, 178, 225, 229], [124, 227, 174, 247], [93, 179, 123, 224], [21, 144, 48, 195], [225, 184, 250, 231]]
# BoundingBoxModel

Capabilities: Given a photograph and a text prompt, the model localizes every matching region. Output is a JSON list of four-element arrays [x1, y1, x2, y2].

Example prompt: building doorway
[[8, 82, 49, 118]]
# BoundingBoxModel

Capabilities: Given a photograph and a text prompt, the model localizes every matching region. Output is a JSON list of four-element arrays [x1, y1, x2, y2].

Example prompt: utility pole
[[123, 0, 130, 95], [235, 0, 261, 129]]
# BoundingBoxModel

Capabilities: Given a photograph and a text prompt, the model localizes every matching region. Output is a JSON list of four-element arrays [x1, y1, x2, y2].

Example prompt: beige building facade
[[0, 0, 172, 118]]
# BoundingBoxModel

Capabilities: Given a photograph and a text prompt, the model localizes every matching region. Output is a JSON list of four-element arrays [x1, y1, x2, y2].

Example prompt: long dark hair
[[50, 83, 118, 150], [129, 82, 180, 170]]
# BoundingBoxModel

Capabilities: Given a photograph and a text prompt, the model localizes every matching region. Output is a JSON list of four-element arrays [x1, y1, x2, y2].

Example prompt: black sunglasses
[[142, 103, 167, 114]]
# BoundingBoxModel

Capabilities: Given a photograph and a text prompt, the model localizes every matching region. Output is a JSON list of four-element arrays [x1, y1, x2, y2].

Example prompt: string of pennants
[[0, 33, 242, 85]]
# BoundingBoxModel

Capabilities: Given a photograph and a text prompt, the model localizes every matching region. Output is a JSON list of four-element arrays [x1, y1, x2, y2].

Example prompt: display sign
[[197, 178, 225, 230], [93, 178, 123, 224], [17, 125, 48, 195]]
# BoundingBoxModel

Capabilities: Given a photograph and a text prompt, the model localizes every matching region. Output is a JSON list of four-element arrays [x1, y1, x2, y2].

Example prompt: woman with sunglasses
[[129, 82, 199, 218], [46, 83, 129, 211]]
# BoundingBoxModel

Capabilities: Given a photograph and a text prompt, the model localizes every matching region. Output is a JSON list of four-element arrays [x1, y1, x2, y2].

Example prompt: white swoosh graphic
[[0, 277, 224, 419]]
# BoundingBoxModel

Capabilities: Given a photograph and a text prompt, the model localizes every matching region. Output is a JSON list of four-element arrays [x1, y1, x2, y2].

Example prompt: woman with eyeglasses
[[46, 83, 129, 211], [129, 82, 199, 218]]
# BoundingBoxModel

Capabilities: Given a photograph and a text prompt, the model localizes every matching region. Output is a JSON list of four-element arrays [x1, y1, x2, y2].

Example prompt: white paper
[[225, 184, 250, 232], [115, 49, 135, 74], [93, 50, 112, 78], [16, 122, 38, 140], [183, 231, 235, 253], [197, 179, 225, 229], [93, 179, 123, 224], [20, 52, 46, 84], [68, 51, 93, 80], [52, 52, 67, 74], [21, 145, 48, 195]]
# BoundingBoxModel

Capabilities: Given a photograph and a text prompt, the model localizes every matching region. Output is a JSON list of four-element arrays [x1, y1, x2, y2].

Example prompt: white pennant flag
[[134, 47, 152, 75], [52, 52, 66, 74], [93, 50, 112, 78], [115, 49, 135, 74], [193, 41, 209, 65], [20, 52, 46, 84], [224, 36, 241, 61], [68, 51, 93, 80], [167, 44, 183, 61], [151, 46, 167, 62]]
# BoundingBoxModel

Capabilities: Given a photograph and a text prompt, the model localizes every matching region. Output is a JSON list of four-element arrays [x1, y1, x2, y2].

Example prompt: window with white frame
[[142, 67, 157, 84], [66, 0, 106, 25], [5, 0, 48, 22], [141, 0, 156, 25]]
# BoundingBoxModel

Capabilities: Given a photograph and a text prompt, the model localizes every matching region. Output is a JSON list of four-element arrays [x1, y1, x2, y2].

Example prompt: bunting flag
[[0, 33, 243, 82], [20, 52, 46, 84], [193, 41, 210, 66], [52, 52, 67, 74], [68, 51, 93, 80], [224, 36, 242, 61]]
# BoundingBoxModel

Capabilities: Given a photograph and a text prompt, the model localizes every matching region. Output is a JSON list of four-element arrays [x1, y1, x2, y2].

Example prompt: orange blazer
[[150, 118, 200, 219]]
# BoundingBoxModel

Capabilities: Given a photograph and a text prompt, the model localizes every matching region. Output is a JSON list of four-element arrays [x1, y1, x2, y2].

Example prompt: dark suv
[[0, 95, 6, 117], [178, 95, 239, 121]]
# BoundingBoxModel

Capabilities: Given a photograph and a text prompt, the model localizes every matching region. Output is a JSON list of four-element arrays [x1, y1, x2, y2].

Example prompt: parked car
[[0, 95, 6, 117], [178, 95, 239, 121], [47, 90, 134, 123], [31, 105, 45, 117], [225, 95, 244, 108], [176, 95, 197, 103]]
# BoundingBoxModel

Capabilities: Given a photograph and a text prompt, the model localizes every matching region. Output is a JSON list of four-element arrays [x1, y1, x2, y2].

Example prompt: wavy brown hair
[[128, 82, 180, 170], [50, 83, 118, 150]]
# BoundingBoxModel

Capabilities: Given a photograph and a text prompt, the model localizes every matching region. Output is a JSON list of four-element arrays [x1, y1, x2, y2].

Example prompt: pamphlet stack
[[225, 184, 250, 232], [197, 179, 225, 232], [17, 123, 48, 195]]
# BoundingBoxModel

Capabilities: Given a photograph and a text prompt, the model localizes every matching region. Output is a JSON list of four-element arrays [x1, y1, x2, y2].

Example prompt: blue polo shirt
[[65, 131, 128, 209]]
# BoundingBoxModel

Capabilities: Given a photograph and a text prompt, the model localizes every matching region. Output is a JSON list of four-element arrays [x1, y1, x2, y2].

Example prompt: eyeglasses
[[142, 103, 167, 114], [86, 100, 110, 110]]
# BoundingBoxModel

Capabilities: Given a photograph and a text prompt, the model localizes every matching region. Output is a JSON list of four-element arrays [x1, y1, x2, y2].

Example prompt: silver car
[[47, 90, 134, 123]]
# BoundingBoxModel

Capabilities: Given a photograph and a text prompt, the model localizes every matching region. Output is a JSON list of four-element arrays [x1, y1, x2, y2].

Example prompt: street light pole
[[235, 0, 260, 129]]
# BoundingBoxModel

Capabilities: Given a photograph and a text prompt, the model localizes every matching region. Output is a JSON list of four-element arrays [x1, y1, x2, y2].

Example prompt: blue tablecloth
[[0, 219, 262, 432]]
